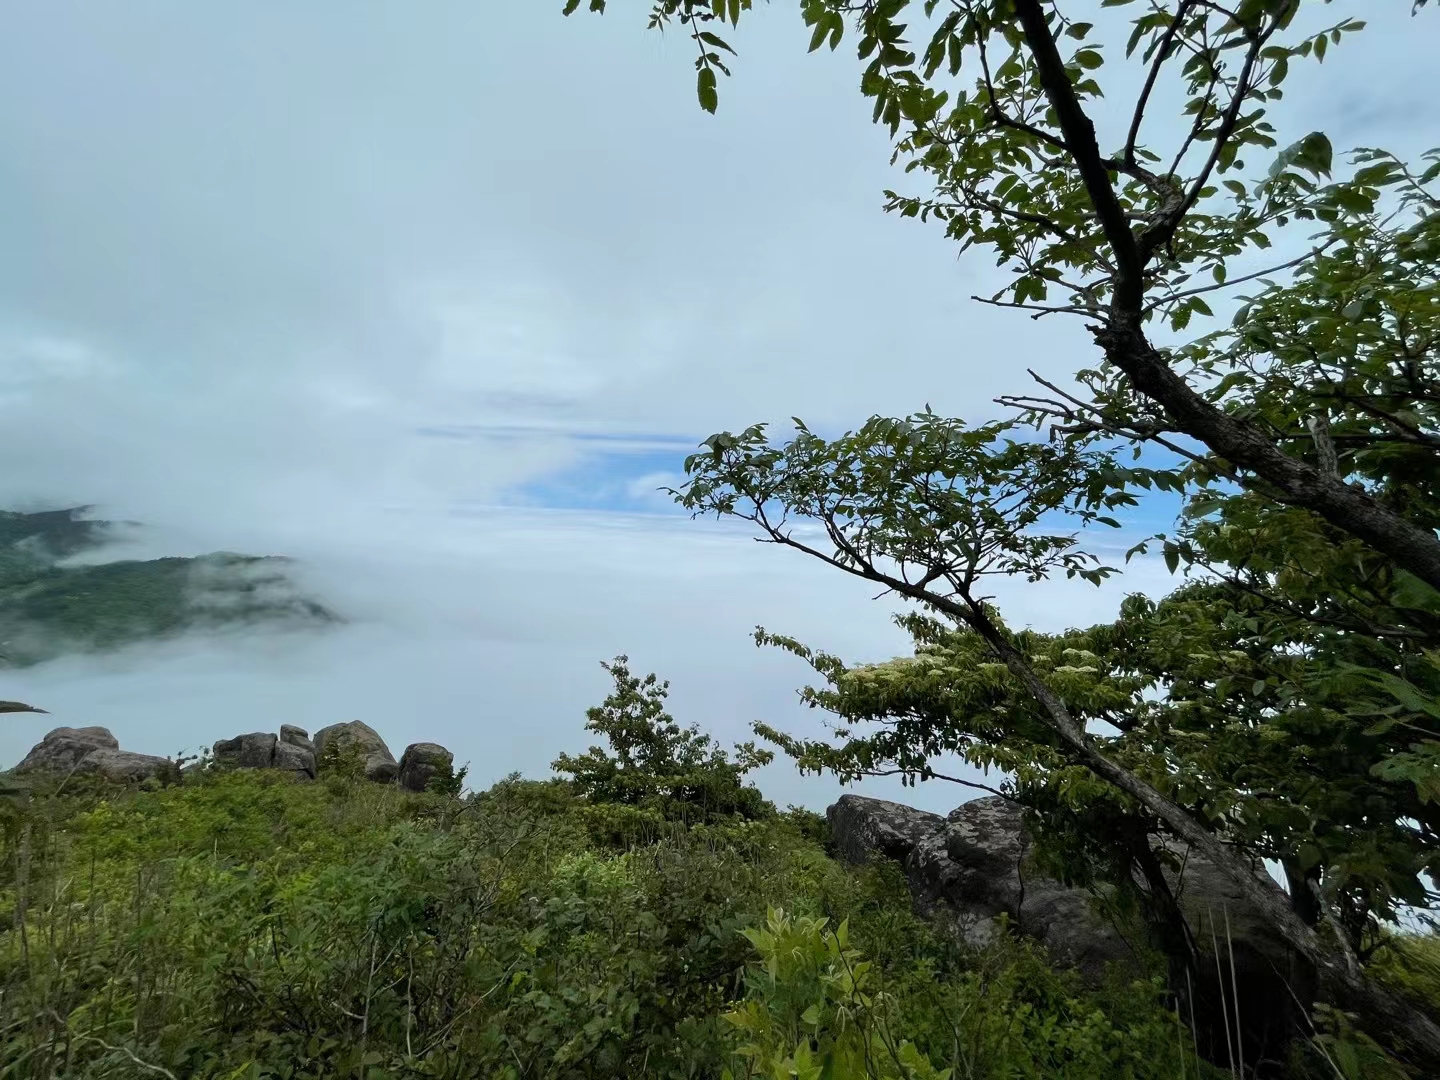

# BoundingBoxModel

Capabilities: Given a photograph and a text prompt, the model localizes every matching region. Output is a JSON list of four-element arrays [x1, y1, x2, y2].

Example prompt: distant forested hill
[[0, 507, 339, 667]]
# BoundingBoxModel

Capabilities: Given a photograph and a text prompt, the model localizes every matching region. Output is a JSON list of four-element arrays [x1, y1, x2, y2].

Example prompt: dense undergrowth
[[2, 658, 1434, 1078], [1, 764, 1227, 1080]]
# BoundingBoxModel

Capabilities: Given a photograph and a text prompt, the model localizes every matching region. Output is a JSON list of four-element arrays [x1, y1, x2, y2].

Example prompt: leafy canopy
[[566, 0, 1440, 1067]]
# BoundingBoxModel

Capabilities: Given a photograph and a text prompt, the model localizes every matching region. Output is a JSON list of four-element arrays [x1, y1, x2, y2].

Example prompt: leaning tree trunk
[[998, 3, 1440, 1062], [957, 598, 1440, 1072]]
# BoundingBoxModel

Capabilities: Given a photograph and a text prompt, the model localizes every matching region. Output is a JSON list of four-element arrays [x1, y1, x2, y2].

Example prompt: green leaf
[[1392, 570, 1440, 614], [697, 67, 718, 114], [699, 31, 736, 56]]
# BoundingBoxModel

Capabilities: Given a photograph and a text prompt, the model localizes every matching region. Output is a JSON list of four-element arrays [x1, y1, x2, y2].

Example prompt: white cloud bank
[[0, 2, 1434, 813], [0, 508, 1178, 814]]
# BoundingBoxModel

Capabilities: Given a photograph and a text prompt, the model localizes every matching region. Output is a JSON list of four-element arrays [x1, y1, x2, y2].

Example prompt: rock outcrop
[[211, 728, 316, 779], [827, 793, 1309, 1069], [11, 726, 174, 785], [280, 724, 314, 753], [272, 741, 317, 779], [213, 732, 279, 770], [829, 795, 1133, 977], [314, 721, 398, 783], [826, 794, 944, 866], [12, 721, 447, 793], [72, 748, 173, 783], [15, 726, 120, 774], [398, 742, 454, 793]]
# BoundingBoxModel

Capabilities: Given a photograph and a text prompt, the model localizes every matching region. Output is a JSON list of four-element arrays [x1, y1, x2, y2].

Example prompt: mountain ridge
[[0, 506, 340, 667]]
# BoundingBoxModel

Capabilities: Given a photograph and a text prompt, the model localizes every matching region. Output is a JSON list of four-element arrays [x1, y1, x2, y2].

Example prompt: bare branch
[[1126, 1, 1198, 168], [1145, 244, 1332, 313]]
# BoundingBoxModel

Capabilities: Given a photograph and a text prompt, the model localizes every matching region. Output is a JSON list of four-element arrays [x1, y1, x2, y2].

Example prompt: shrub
[[553, 655, 775, 825]]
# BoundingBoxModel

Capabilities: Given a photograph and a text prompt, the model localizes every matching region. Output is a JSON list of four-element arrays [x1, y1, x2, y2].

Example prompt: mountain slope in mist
[[0, 507, 339, 667]]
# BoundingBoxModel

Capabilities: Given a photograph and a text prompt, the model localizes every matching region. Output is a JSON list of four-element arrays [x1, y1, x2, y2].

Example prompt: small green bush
[[552, 655, 775, 826]]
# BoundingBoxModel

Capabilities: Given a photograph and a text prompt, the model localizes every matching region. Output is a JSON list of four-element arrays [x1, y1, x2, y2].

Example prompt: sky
[[0, 1, 1435, 813]]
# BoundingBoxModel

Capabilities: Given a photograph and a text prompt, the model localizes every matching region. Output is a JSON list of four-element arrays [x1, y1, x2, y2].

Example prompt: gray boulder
[[829, 795, 1134, 978], [72, 748, 172, 784], [272, 741, 317, 779], [280, 724, 314, 753], [826, 794, 944, 866], [15, 726, 119, 774], [213, 732, 279, 769], [829, 794, 1300, 980], [313, 721, 397, 783], [397, 742, 454, 793], [827, 793, 1308, 1068]]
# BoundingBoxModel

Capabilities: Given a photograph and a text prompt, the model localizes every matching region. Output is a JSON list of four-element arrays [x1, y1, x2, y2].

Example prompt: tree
[[572, 0, 1439, 588], [554, 655, 776, 823], [566, 0, 1440, 1067]]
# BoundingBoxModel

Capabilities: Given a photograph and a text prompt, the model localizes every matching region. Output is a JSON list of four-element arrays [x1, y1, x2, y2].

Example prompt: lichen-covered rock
[[313, 721, 397, 783], [827, 793, 1308, 1068], [213, 732, 278, 769], [272, 741, 316, 779], [15, 726, 119, 774], [397, 742, 453, 793], [829, 794, 1132, 977], [72, 748, 172, 783], [826, 794, 944, 866]]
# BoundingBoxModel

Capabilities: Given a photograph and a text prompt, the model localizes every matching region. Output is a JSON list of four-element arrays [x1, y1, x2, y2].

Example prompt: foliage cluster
[[553, 655, 777, 831], [1, 762, 1219, 1079]]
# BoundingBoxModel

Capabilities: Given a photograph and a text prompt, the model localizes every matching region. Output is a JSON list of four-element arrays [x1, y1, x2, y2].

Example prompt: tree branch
[[1011, 0, 1146, 312], [1125, 1, 1197, 168]]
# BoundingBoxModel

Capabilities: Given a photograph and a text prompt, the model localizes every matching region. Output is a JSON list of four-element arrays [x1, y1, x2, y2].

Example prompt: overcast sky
[[0, 1, 1434, 812]]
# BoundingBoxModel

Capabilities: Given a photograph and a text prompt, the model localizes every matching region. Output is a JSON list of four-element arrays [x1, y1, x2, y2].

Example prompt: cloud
[[0, 506, 1180, 814], [0, 2, 1433, 812]]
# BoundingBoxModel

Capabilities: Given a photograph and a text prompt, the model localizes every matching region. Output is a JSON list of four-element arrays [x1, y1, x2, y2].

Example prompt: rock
[[279, 724, 314, 753], [272, 741, 316, 779], [827, 793, 1308, 1069], [15, 726, 119, 774], [213, 732, 278, 769], [207, 728, 315, 778], [397, 742, 453, 793], [826, 794, 944, 866], [1164, 842, 1314, 1063], [829, 795, 1134, 978], [72, 748, 172, 783], [313, 721, 397, 783]]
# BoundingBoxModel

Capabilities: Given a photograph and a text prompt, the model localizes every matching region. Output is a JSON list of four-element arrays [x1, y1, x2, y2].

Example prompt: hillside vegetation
[[0, 508, 337, 668], [0, 763, 1213, 1079], [4, 661, 1435, 1079]]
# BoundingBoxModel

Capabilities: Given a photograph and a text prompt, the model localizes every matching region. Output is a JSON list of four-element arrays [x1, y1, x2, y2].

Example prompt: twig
[[1145, 243, 1334, 313], [1126, 2, 1197, 167], [45, 1014, 178, 1080], [970, 294, 1095, 319]]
